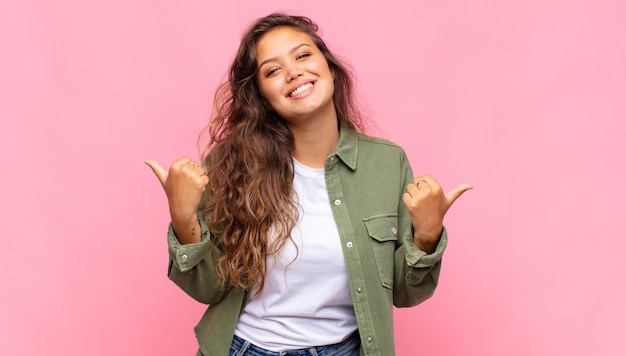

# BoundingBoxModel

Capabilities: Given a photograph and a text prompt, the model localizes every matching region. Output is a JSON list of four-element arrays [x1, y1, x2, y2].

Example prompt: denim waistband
[[230, 331, 360, 356]]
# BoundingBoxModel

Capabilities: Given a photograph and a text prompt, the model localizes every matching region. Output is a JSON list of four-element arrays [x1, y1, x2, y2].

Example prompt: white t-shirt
[[234, 159, 357, 351]]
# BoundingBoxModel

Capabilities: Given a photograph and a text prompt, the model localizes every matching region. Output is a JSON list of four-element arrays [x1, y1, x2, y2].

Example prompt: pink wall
[[1, 1, 625, 355]]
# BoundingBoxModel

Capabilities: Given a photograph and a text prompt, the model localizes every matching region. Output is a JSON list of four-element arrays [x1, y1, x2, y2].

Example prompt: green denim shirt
[[167, 126, 447, 356]]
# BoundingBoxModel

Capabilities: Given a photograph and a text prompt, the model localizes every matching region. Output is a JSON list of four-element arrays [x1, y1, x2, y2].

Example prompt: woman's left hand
[[402, 174, 472, 253]]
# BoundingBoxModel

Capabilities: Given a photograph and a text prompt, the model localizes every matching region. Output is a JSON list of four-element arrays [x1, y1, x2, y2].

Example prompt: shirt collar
[[333, 121, 359, 171]]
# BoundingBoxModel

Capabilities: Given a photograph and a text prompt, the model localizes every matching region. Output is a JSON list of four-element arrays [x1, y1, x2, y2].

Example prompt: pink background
[[1, 1, 625, 355]]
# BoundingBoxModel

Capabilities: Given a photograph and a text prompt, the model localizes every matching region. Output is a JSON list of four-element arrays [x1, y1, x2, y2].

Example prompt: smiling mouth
[[288, 82, 314, 97]]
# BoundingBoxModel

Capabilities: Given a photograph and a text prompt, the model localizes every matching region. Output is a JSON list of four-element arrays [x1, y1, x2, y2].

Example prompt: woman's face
[[255, 27, 336, 124]]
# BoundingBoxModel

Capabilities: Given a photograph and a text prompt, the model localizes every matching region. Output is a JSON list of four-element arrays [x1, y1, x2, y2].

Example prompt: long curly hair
[[201, 13, 365, 294]]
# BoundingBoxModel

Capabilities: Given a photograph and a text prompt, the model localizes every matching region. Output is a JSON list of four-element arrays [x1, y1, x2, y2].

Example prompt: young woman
[[146, 13, 471, 356]]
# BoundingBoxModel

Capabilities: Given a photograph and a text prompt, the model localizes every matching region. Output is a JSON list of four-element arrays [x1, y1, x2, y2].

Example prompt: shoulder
[[336, 126, 410, 170], [354, 132, 408, 157]]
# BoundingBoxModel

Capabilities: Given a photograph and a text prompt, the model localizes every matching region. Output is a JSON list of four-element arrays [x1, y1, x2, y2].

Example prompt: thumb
[[445, 183, 473, 209], [144, 160, 168, 187]]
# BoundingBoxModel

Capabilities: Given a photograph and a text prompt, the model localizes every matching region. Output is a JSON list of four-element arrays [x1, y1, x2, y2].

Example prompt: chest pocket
[[363, 213, 398, 289]]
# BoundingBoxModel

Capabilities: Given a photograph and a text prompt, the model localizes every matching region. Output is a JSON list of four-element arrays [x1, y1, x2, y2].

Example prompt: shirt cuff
[[404, 226, 448, 268], [167, 218, 211, 272]]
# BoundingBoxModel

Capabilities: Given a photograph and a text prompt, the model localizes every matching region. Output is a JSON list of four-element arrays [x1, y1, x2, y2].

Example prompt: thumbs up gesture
[[145, 157, 209, 244], [402, 174, 472, 253]]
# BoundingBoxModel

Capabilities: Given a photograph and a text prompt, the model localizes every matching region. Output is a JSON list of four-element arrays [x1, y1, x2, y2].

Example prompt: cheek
[[313, 57, 332, 73], [260, 80, 281, 101]]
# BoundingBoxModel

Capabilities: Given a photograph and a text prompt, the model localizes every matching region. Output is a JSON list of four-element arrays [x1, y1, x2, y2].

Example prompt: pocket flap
[[363, 213, 399, 242]]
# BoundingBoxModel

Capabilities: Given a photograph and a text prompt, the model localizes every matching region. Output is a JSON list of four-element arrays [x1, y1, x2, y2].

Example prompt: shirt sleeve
[[167, 218, 211, 272], [403, 226, 447, 268], [166, 217, 229, 304]]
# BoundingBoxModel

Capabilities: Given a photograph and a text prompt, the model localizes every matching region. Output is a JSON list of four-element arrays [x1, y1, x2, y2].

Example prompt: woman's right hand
[[145, 157, 209, 244]]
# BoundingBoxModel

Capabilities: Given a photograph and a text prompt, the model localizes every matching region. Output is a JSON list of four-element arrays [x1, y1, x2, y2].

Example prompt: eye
[[265, 67, 280, 77], [296, 53, 311, 60]]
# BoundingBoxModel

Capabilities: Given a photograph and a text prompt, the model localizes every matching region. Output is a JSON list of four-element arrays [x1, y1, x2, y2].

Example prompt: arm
[[166, 216, 229, 304], [146, 158, 229, 304], [393, 155, 471, 307]]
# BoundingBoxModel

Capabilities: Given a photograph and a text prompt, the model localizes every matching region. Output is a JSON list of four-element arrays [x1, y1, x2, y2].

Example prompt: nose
[[285, 64, 303, 82]]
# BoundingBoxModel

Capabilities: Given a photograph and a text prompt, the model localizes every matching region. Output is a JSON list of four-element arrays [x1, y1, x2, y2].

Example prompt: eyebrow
[[258, 43, 311, 70]]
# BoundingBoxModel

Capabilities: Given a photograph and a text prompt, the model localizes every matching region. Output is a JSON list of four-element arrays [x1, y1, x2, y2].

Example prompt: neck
[[289, 114, 340, 169]]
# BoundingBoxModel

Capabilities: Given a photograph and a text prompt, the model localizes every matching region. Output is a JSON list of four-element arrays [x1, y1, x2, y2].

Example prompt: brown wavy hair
[[201, 13, 365, 294]]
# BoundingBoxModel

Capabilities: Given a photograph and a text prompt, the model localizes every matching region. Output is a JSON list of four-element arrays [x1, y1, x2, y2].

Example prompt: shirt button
[[334, 199, 341, 205], [346, 241, 353, 248], [329, 156, 335, 162], [181, 254, 188, 260], [366, 336, 373, 344], [356, 287, 363, 293], [391, 227, 398, 235]]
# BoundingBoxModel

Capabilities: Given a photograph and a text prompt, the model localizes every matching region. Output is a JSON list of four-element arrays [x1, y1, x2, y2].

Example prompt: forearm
[[171, 214, 202, 244], [393, 228, 447, 307], [413, 226, 442, 254], [167, 221, 227, 304]]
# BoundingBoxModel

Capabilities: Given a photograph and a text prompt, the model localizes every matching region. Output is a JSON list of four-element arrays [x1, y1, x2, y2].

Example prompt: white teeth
[[289, 83, 313, 97]]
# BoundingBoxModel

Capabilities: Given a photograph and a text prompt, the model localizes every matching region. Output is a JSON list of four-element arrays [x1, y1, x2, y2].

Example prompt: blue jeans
[[229, 331, 361, 356]]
